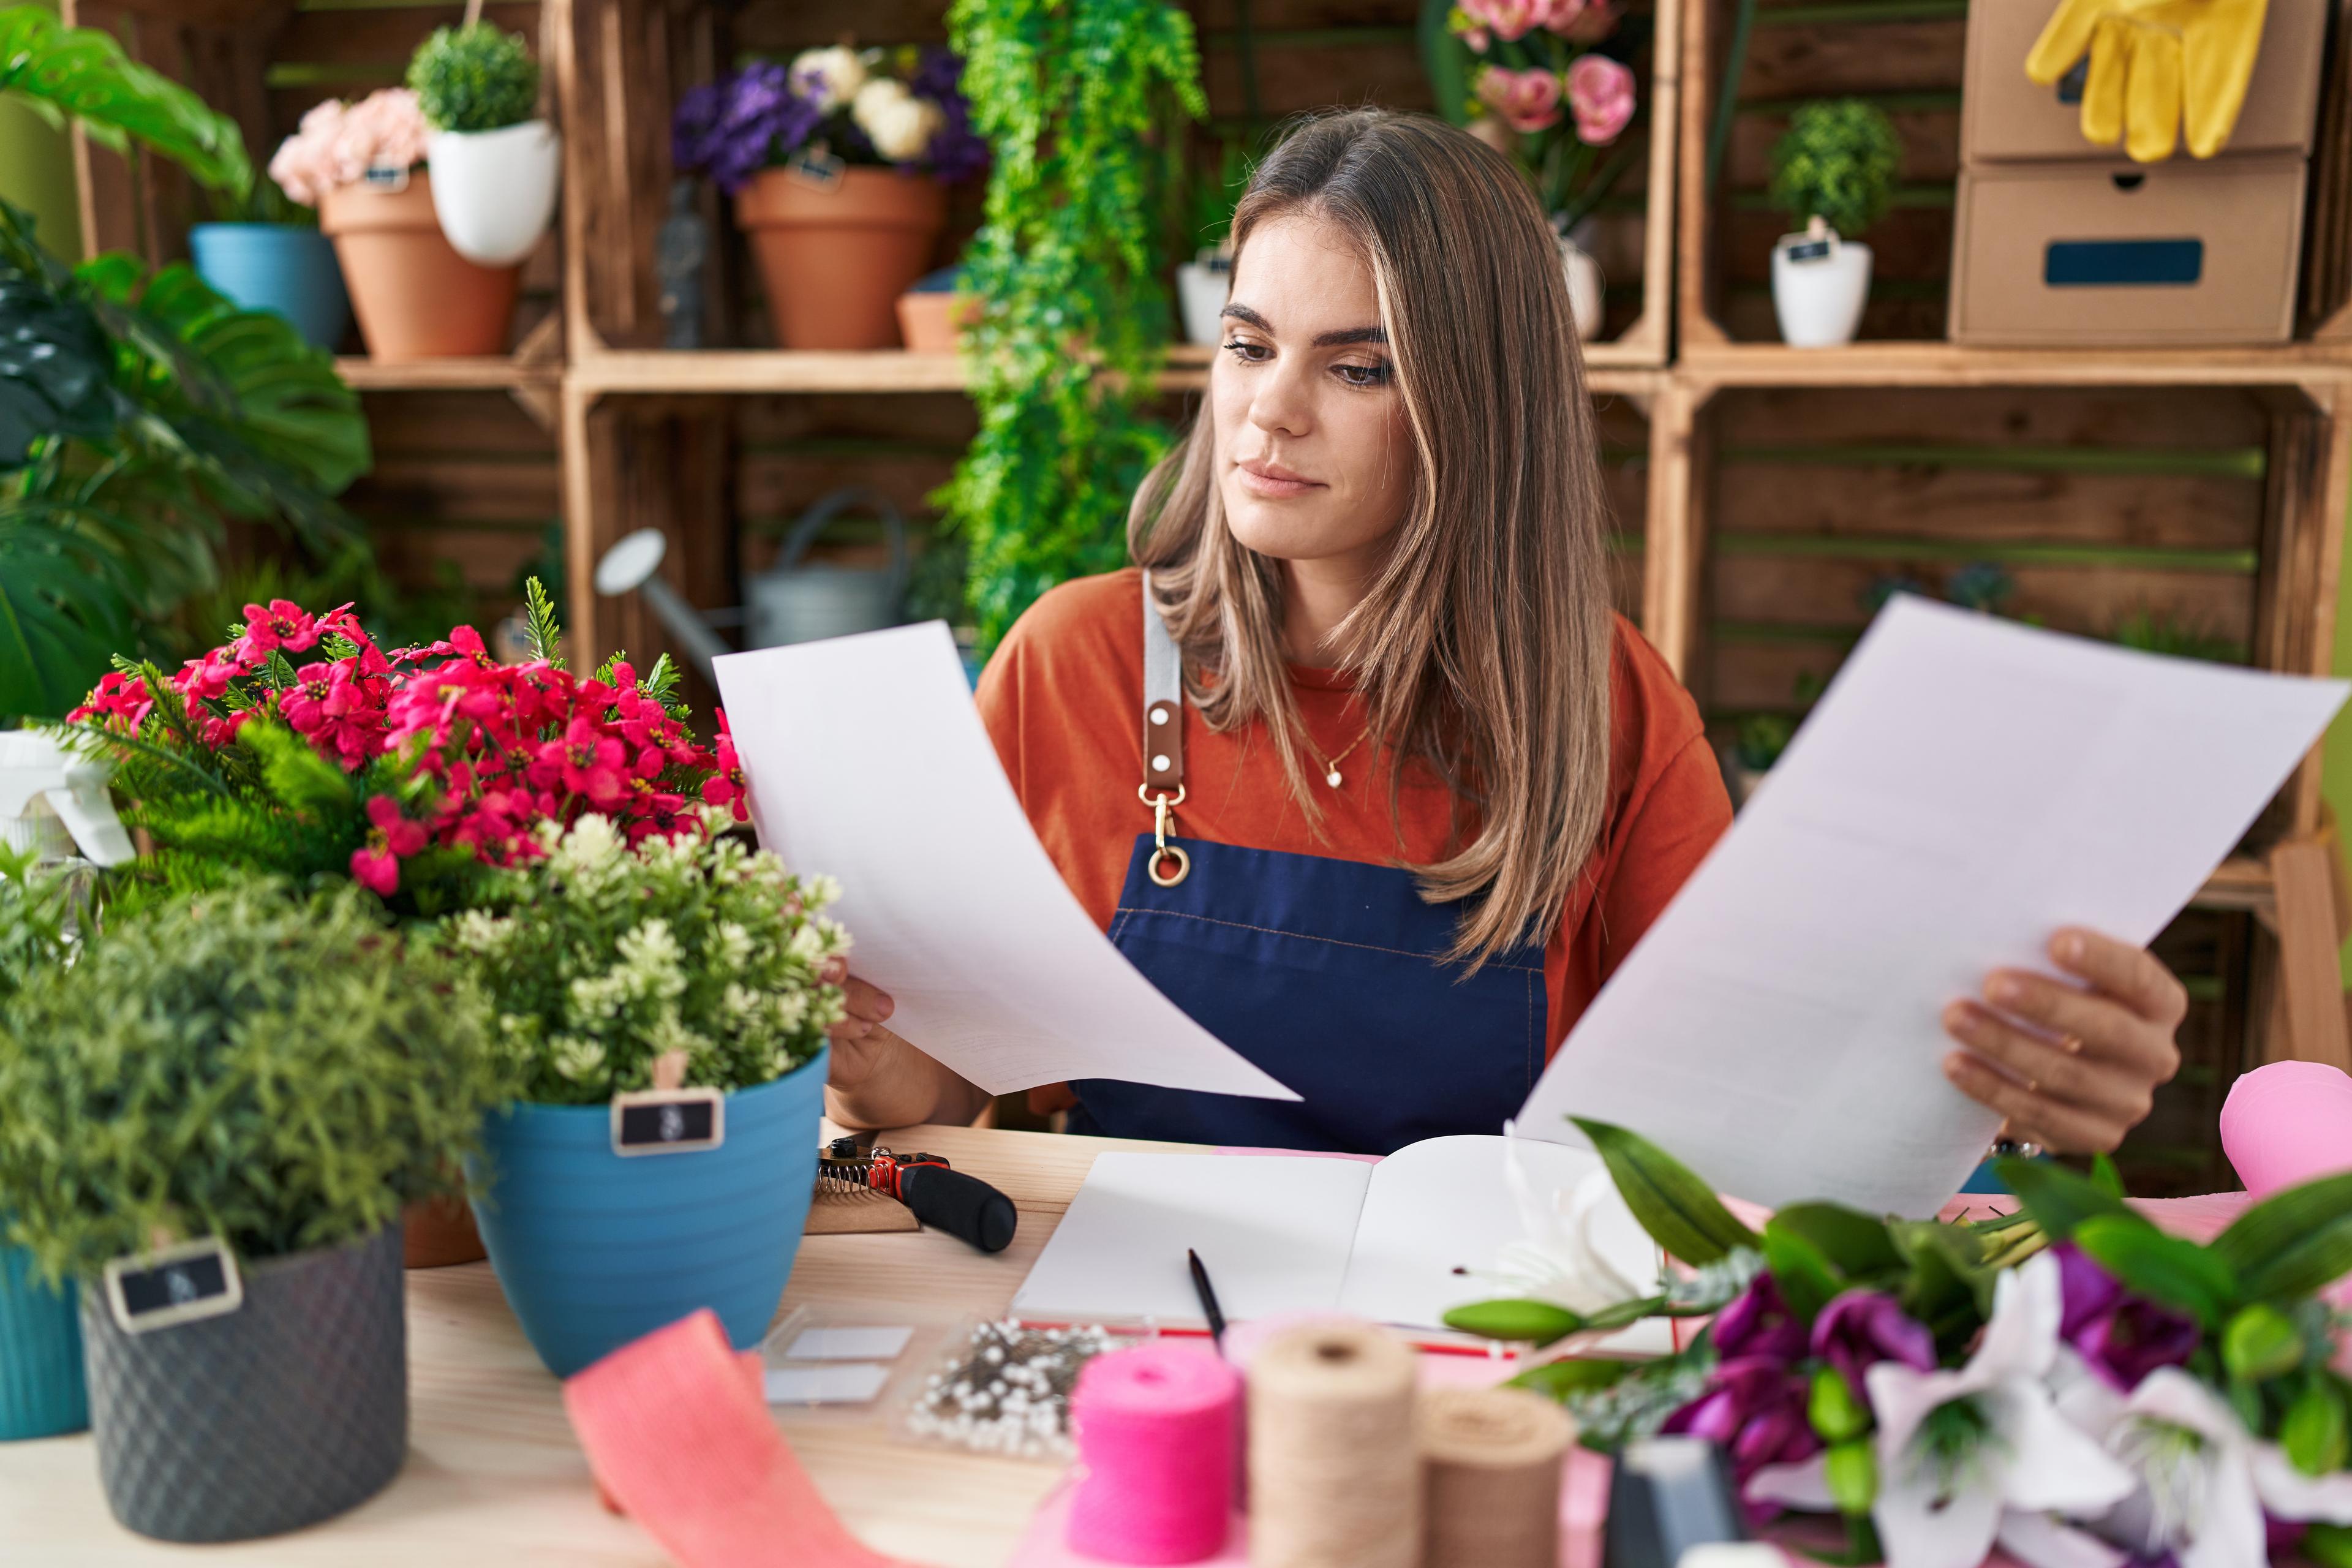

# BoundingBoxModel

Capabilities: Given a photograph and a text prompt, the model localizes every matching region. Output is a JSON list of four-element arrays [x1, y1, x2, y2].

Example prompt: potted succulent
[[187, 176, 351, 352], [0, 852, 88, 1443], [445, 805, 847, 1378], [673, 45, 988, 350], [1429, 0, 1641, 339], [277, 86, 519, 359], [0, 880, 501, 1542], [408, 21, 560, 268], [1766, 99, 1901, 349]]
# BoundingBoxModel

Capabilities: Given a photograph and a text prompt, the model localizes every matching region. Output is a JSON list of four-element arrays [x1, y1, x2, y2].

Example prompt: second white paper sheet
[[712, 624, 1297, 1101], [1517, 598, 2347, 1217]]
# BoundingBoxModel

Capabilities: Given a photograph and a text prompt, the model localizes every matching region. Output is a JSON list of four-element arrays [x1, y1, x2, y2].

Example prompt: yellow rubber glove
[[2026, 0, 2269, 160]]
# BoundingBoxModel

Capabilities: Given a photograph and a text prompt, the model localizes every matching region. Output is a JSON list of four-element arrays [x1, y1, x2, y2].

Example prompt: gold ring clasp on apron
[[1137, 783, 1190, 888]]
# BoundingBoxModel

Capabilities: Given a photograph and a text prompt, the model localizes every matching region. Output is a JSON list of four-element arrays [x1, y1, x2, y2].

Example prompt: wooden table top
[[0, 1122, 1194, 1567]]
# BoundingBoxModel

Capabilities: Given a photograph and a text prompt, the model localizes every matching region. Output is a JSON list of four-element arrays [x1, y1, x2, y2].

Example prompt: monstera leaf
[[0, 496, 141, 720], [0, 5, 251, 197]]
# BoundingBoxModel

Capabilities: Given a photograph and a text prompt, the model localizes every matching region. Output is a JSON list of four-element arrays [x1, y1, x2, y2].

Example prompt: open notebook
[[1010, 1136, 1672, 1354]]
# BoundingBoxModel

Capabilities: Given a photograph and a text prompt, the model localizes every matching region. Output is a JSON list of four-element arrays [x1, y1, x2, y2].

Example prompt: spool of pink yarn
[[2219, 1060, 2352, 1196], [1065, 1341, 1240, 1564]]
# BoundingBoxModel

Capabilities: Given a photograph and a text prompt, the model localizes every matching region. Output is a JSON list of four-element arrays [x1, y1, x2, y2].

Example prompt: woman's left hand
[[1940, 927, 2187, 1154]]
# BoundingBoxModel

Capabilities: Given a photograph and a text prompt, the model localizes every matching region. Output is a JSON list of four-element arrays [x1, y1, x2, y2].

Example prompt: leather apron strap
[[1140, 570, 1185, 793], [1139, 571, 1189, 888]]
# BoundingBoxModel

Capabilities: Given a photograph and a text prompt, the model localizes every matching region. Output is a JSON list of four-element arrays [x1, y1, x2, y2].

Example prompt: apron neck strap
[[1140, 570, 1185, 796]]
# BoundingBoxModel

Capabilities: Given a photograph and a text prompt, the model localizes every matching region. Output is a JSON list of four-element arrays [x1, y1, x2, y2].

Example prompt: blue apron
[[1065, 577, 1547, 1155]]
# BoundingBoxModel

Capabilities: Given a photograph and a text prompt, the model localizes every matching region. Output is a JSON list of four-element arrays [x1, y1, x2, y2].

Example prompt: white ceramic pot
[[1176, 252, 1231, 347], [425, 121, 562, 268], [1770, 231, 1872, 349], [1559, 234, 1604, 341]]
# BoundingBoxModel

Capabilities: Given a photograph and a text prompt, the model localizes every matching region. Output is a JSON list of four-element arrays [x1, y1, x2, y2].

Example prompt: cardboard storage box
[[1962, 0, 2330, 164], [1950, 155, 2309, 344]]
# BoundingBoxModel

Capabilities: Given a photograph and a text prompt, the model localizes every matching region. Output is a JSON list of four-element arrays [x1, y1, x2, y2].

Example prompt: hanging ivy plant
[[943, 0, 1206, 651]]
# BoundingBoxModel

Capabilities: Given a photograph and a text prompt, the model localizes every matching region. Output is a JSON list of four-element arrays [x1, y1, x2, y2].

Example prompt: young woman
[[826, 108, 2186, 1159]]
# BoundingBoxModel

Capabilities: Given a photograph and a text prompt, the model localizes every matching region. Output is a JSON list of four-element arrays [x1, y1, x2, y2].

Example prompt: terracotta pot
[[736, 167, 946, 350], [318, 175, 519, 360], [401, 1192, 486, 1268], [895, 290, 980, 353]]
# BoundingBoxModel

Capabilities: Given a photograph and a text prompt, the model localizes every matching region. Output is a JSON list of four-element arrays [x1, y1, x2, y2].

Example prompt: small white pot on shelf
[[1176, 249, 1232, 347], [426, 119, 562, 268], [1770, 216, 1871, 349], [1556, 219, 1604, 341]]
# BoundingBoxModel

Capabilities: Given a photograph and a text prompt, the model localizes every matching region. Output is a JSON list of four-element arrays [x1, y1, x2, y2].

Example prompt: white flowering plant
[[440, 809, 848, 1104]]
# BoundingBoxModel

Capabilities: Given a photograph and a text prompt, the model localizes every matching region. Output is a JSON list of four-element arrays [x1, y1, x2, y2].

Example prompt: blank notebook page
[[1010, 1153, 1374, 1324]]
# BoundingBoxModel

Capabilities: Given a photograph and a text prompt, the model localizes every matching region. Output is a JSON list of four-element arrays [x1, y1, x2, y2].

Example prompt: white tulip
[[851, 78, 945, 164], [790, 47, 868, 115], [1483, 1127, 1656, 1318]]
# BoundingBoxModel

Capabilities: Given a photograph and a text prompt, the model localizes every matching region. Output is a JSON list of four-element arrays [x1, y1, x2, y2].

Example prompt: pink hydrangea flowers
[[267, 88, 431, 207]]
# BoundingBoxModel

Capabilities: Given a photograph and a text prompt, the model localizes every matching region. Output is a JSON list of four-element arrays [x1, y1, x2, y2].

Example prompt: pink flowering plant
[[1435, 0, 1641, 232], [58, 579, 741, 920], [1446, 1122, 2352, 1568], [267, 88, 432, 207]]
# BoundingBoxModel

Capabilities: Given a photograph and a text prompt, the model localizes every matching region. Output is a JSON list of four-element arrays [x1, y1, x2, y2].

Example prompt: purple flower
[[2050, 1243, 2198, 1391], [671, 63, 823, 195], [905, 46, 989, 183], [1712, 1273, 1807, 1363], [1662, 1356, 1822, 1491], [1809, 1289, 1935, 1398]]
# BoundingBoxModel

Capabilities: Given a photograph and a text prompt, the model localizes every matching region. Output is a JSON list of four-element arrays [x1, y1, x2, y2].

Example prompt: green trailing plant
[[407, 23, 540, 134], [1768, 99, 1901, 241], [437, 810, 848, 1104], [942, 0, 1206, 649], [0, 878, 503, 1280]]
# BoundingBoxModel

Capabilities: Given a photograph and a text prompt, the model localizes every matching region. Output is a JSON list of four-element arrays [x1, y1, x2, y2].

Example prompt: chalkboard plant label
[[102, 1237, 244, 1336], [610, 1087, 726, 1156]]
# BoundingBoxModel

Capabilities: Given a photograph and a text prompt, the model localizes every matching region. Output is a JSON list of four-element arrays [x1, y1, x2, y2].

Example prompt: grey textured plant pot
[[80, 1223, 407, 1544]]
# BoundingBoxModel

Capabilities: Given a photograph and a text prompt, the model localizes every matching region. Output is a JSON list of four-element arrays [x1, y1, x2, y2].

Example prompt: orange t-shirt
[[976, 568, 1733, 1058]]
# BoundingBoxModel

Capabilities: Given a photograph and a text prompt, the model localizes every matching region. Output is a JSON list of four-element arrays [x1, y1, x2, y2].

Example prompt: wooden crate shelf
[[335, 358, 564, 392], [1679, 342, 2352, 391]]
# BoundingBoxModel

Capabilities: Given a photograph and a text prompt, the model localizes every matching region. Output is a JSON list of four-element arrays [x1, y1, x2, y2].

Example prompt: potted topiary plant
[[279, 87, 520, 359], [0, 851, 89, 1444], [1766, 99, 1900, 349], [673, 45, 988, 350], [0, 879, 502, 1542], [444, 808, 847, 1377], [408, 21, 561, 268]]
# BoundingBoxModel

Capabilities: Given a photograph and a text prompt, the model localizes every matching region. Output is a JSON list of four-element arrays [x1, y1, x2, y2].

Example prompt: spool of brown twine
[[1245, 1321, 1419, 1568], [1416, 1386, 1572, 1568]]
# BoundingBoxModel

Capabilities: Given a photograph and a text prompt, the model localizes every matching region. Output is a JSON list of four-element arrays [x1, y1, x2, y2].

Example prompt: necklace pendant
[[1325, 767, 1343, 788]]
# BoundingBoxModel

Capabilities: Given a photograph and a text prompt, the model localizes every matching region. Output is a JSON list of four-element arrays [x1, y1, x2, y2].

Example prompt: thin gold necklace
[[1309, 726, 1372, 788]]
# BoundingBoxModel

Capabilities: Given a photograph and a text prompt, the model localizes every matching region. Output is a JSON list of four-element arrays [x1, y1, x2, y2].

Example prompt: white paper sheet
[[764, 1363, 892, 1405], [712, 625, 1297, 1101], [1011, 1153, 1373, 1324], [1517, 598, 2349, 1218]]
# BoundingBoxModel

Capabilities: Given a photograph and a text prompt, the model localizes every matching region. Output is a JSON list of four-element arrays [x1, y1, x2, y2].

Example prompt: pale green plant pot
[[0, 1243, 87, 1440]]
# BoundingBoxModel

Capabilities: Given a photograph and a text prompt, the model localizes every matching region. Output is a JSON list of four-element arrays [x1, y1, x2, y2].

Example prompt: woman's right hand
[[823, 960, 900, 1090]]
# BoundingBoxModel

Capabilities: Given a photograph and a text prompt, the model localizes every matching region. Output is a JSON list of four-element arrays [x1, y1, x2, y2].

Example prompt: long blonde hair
[[1129, 108, 1618, 970]]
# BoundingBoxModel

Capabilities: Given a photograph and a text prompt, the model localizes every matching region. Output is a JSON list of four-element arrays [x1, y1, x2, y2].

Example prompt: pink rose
[[1534, 0, 1591, 32], [1476, 67, 1564, 135], [1565, 54, 1636, 145], [1458, 0, 1540, 43]]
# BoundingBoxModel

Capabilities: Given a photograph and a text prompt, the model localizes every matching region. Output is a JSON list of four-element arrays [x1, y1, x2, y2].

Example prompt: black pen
[[1186, 1247, 1227, 1348]]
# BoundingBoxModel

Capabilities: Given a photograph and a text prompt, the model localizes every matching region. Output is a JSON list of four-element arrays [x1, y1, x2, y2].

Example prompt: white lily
[[2073, 1367, 2352, 1568], [1859, 1253, 2137, 1568], [1490, 1125, 1655, 1317]]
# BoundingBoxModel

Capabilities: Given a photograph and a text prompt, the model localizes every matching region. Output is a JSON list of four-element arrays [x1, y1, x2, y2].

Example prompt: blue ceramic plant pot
[[189, 222, 352, 351], [467, 1046, 827, 1378], [0, 1243, 87, 1441]]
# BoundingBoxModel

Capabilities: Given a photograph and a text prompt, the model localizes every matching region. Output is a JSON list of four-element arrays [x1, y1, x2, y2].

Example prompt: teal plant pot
[[0, 1243, 86, 1440], [188, 222, 352, 350], [467, 1046, 827, 1378]]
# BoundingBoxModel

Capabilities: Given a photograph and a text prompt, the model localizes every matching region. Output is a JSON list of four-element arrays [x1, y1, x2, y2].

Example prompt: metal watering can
[[593, 486, 911, 682]]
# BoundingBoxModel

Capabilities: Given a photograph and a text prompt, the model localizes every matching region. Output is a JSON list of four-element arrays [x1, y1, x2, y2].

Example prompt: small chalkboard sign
[[610, 1087, 726, 1156], [103, 1237, 243, 1336], [1781, 236, 1836, 265], [786, 150, 847, 190], [361, 163, 410, 192]]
